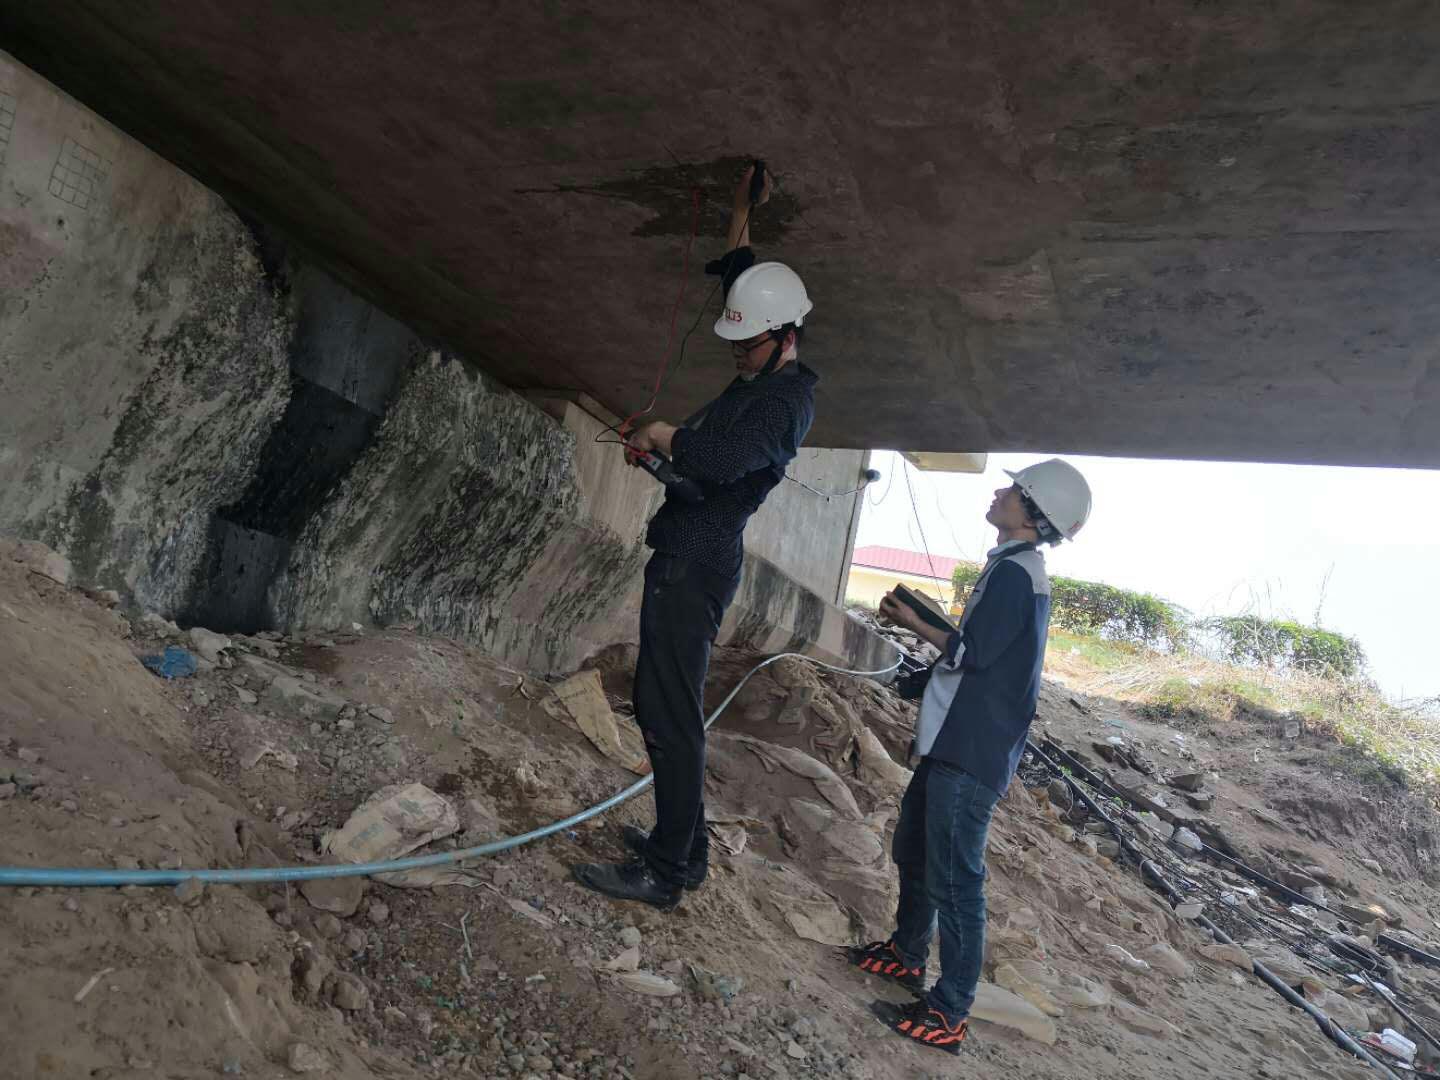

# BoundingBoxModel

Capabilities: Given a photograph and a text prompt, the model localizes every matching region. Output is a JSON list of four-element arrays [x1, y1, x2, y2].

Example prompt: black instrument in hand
[[634, 450, 704, 503], [748, 159, 766, 205], [891, 583, 956, 634]]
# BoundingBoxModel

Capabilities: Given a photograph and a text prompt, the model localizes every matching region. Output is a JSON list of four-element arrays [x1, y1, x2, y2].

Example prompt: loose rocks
[[174, 878, 206, 906], [329, 972, 370, 1011], [287, 1042, 326, 1073], [300, 875, 366, 917]]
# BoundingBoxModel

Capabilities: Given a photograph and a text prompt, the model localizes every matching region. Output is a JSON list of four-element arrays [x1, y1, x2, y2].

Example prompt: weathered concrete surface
[[0, 53, 892, 674], [6, 4, 1440, 465], [722, 553, 900, 676], [744, 448, 870, 604], [270, 352, 651, 672], [0, 51, 291, 614]]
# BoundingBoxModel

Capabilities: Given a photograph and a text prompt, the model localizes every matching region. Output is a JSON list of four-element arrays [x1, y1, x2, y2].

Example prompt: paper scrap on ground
[[708, 823, 748, 856], [605, 946, 641, 972], [855, 725, 912, 789], [548, 669, 649, 775], [972, 982, 1058, 1044], [729, 734, 861, 819], [325, 782, 460, 864], [503, 895, 555, 928], [373, 865, 486, 889], [614, 971, 681, 997], [776, 894, 854, 947]]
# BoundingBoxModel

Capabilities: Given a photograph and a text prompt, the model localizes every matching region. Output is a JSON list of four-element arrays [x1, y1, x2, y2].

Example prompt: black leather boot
[[571, 859, 682, 910], [620, 825, 708, 891]]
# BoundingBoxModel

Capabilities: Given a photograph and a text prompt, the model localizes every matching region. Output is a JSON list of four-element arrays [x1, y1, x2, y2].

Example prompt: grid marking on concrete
[[48, 135, 109, 209], [0, 92, 16, 167]]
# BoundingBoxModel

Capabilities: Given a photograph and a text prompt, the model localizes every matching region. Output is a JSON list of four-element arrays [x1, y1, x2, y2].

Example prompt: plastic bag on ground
[[325, 782, 460, 864], [141, 645, 198, 679]]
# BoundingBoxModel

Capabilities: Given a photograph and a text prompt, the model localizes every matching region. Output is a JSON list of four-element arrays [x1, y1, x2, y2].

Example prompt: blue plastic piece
[[141, 645, 199, 679]]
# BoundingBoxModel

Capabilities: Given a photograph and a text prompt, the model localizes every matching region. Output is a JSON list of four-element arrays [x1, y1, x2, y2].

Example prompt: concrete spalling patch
[[517, 155, 801, 242]]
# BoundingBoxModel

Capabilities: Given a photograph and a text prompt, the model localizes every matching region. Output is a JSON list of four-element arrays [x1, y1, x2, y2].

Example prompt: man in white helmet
[[574, 165, 819, 909], [847, 459, 1092, 1056]]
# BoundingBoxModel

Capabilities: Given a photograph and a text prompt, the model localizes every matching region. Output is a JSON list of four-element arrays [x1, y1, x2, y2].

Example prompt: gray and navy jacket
[[911, 540, 1052, 795]]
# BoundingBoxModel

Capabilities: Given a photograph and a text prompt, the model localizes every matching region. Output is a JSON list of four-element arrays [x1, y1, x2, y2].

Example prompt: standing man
[[849, 460, 1092, 1055], [573, 166, 818, 910]]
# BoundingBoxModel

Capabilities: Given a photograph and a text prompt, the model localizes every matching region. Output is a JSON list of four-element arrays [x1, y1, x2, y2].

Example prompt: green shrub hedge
[[1203, 615, 1366, 678]]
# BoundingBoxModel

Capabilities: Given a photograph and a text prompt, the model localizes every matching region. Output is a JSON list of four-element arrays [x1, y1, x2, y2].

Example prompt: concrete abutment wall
[[0, 52, 894, 675]]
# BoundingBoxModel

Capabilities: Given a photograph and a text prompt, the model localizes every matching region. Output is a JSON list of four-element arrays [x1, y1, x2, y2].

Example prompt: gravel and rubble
[[4, 539, 1440, 1079]]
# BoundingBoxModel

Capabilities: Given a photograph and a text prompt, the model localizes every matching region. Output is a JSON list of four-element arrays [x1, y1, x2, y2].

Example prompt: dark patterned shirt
[[644, 249, 818, 579], [647, 364, 818, 579]]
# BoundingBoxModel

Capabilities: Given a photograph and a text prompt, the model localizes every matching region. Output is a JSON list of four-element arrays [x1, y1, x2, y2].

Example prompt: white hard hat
[[1004, 458, 1092, 542], [713, 262, 813, 341]]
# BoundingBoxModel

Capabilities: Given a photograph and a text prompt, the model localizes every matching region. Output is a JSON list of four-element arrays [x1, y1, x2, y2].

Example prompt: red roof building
[[850, 545, 962, 583]]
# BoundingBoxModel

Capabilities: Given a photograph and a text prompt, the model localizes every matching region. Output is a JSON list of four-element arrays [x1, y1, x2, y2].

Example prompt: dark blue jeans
[[891, 758, 1001, 1024]]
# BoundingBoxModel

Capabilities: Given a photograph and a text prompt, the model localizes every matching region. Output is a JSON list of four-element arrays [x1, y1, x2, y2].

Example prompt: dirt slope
[[4, 542, 1436, 1080]]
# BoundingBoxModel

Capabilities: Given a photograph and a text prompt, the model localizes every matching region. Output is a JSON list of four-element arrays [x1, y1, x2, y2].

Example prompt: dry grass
[[1047, 631, 1440, 795]]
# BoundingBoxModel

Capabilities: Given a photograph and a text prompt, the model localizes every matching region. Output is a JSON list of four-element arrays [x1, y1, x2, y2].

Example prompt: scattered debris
[[9, 540, 72, 585], [1168, 772, 1205, 793], [140, 645, 198, 679], [1196, 943, 1253, 972], [605, 946, 641, 973], [299, 874, 366, 918], [614, 971, 681, 998], [174, 878, 206, 906], [502, 894, 556, 929], [777, 894, 854, 947], [727, 733, 862, 818], [972, 983, 1058, 1045], [72, 967, 115, 1004], [688, 963, 744, 1003], [286, 1042, 327, 1073], [329, 972, 370, 1011], [325, 782, 460, 864], [188, 626, 232, 664], [547, 669, 649, 775], [1172, 827, 1204, 855], [1104, 944, 1151, 972]]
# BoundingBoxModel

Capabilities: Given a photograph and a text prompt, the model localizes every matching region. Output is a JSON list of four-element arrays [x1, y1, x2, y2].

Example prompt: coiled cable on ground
[[0, 648, 901, 888]]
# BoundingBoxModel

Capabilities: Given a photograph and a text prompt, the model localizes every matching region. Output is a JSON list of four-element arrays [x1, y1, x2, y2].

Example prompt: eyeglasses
[[730, 331, 777, 358]]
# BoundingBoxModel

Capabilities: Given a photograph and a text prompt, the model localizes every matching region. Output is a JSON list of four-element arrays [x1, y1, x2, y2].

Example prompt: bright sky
[[854, 450, 1440, 703]]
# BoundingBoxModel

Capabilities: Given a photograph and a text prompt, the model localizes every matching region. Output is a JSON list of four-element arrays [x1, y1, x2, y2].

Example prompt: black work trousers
[[633, 551, 740, 886]]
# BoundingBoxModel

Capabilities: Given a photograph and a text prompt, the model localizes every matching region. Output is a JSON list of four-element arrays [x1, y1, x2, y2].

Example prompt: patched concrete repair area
[[5, 6, 1440, 1080]]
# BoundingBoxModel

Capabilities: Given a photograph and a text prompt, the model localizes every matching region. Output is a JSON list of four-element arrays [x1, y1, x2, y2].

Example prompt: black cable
[[901, 458, 950, 606], [868, 453, 896, 507], [783, 468, 881, 501], [594, 195, 759, 448]]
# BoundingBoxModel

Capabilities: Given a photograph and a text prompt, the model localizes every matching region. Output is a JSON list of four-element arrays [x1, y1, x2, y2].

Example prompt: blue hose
[[0, 648, 901, 888]]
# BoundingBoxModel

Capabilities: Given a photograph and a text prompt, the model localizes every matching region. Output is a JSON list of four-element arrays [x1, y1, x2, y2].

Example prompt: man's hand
[[734, 163, 771, 211], [878, 590, 927, 635], [626, 420, 677, 459], [726, 164, 771, 253], [879, 588, 957, 655]]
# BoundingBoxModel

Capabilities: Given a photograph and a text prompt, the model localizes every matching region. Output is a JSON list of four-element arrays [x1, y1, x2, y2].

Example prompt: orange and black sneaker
[[845, 939, 925, 995], [871, 998, 968, 1055]]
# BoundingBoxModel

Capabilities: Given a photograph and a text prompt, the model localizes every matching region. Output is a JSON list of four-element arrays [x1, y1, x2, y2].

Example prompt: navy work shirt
[[906, 541, 1053, 795], [644, 247, 818, 580]]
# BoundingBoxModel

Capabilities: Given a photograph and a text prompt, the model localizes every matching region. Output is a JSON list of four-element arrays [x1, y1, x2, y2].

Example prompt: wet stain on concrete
[[517, 156, 801, 242]]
